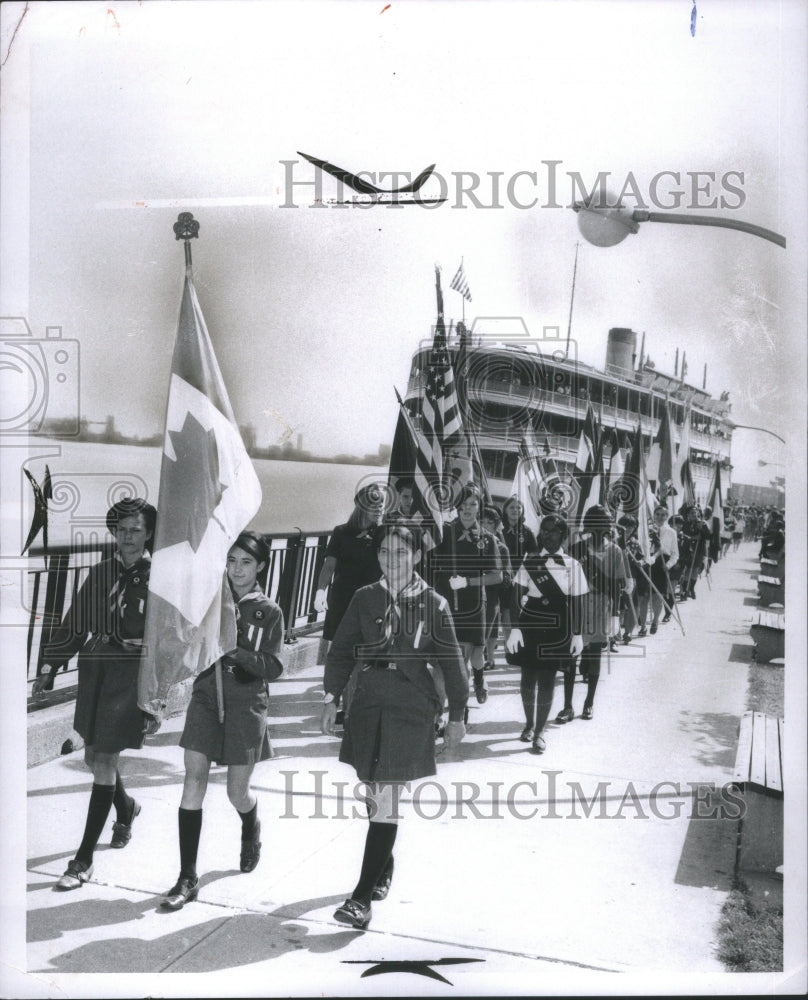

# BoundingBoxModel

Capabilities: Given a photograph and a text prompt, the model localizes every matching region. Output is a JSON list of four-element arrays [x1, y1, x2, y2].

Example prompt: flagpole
[[565, 241, 579, 359], [174, 211, 200, 272]]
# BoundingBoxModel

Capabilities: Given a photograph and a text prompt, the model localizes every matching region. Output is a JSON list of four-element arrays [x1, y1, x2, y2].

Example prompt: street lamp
[[573, 197, 787, 249], [730, 423, 785, 444]]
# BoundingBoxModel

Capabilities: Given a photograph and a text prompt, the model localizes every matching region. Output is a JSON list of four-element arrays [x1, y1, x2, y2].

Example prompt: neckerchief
[[379, 573, 428, 641]]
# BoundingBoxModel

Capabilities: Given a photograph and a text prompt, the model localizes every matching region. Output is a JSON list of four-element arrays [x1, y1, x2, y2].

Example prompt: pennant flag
[[22, 465, 53, 556], [391, 390, 442, 550], [673, 405, 696, 506], [449, 260, 472, 302], [138, 273, 262, 716], [647, 400, 675, 499], [572, 403, 602, 527], [705, 459, 725, 550], [622, 423, 657, 560]]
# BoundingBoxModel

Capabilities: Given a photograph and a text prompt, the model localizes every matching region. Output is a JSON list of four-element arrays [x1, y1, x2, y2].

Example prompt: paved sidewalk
[[12, 545, 792, 996]]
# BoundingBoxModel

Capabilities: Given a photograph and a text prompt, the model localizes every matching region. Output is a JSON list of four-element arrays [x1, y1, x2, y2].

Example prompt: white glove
[[449, 575, 468, 591], [506, 628, 524, 654], [314, 588, 328, 613], [570, 634, 584, 658], [444, 719, 466, 748], [624, 577, 635, 595]]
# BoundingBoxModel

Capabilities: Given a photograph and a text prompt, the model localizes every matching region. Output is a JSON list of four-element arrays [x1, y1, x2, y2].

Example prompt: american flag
[[405, 267, 465, 545], [449, 260, 472, 302]]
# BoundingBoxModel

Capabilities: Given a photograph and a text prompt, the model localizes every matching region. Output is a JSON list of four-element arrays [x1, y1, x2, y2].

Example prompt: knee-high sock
[[178, 807, 203, 880], [534, 670, 557, 733], [562, 668, 575, 710], [113, 770, 135, 824], [75, 783, 115, 866], [238, 801, 259, 841], [520, 667, 538, 725], [584, 644, 602, 707], [352, 821, 398, 905]]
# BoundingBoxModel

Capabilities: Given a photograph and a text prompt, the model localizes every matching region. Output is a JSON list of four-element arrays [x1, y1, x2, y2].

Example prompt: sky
[[2, 0, 805, 491]]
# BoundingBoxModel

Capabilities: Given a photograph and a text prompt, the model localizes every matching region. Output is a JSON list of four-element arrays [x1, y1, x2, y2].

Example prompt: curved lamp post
[[730, 423, 785, 444], [573, 198, 786, 249]]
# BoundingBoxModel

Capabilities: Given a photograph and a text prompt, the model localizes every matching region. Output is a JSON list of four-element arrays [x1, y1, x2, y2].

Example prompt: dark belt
[[363, 659, 398, 670]]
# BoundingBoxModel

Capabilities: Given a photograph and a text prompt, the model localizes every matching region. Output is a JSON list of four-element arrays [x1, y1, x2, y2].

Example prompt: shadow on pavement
[[674, 787, 737, 891], [29, 899, 363, 975]]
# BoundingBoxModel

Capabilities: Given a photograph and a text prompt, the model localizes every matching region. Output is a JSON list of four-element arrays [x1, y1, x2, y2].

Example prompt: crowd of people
[[31, 485, 785, 931]]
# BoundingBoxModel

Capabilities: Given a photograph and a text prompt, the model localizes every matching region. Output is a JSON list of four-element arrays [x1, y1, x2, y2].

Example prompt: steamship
[[403, 322, 733, 507]]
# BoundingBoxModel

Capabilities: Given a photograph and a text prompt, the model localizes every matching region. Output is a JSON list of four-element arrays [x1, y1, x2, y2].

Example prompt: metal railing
[[25, 530, 332, 685]]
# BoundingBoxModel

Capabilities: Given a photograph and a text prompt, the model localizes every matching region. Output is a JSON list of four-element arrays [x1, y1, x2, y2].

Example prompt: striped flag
[[449, 260, 472, 302], [572, 403, 602, 527], [391, 391, 442, 550], [424, 266, 463, 444], [138, 272, 262, 717], [705, 458, 725, 548], [673, 405, 696, 506]]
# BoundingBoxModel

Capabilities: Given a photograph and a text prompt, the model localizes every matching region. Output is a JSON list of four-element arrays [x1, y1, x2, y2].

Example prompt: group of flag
[[133, 245, 723, 718]]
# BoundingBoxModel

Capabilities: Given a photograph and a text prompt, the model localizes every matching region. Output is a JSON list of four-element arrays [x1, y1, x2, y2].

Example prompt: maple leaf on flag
[[161, 412, 227, 551]]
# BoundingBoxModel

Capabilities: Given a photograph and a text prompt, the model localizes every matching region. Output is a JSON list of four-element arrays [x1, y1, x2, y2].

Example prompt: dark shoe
[[582, 704, 593, 720], [474, 681, 488, 704], [111, 800, 141, 848], [649, 622, 658, 635], [372, 860, 394, 901], [555, 707, 574, 724], [334, 897, 371, 929], [530, 735, 546, 754], [161, 875, 199, 910], [55, 859, 93, 890], [638, 627, 648, 637], [240, 821, 262, 873], [483, 659, 494, 671], [622, 633, 632, 645], [609, 640, 619, 652], [519, 724, 534, 743], [662, 614, 671, 623]]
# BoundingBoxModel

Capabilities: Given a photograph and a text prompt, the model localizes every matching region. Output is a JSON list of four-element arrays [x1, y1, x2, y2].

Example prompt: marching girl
[[506, 513, 588, 753], [320, 523, 468, 929], [34, 498, 157, 890], [161, 530, 284, 910]]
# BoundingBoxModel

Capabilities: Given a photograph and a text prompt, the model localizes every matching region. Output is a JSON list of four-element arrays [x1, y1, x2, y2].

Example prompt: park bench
[[757, 574, 784, 608], [749, 609, 785, 664], [732, 711, 783, 874]]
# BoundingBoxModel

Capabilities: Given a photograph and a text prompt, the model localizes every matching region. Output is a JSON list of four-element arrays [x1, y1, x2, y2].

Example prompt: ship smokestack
[[605, 327, 637, 379]]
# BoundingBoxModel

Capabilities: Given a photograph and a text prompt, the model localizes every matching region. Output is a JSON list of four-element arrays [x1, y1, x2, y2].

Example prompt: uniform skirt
[[73, 637, 146, 753], [180, 668, 273, 766], [340, 667, 440, 782]]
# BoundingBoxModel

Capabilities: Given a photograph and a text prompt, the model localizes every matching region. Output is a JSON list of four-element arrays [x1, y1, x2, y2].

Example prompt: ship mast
[[565, 241, 579, 359]]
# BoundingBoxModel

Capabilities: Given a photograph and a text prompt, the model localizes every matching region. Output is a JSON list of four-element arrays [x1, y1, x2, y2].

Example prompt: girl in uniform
[[557, 505, 630, 723], [430, 484, 502, 708], [161, 530, 284, 910], [506, 513, 587, 753], [320, 523, 468, 929], [34, 498, 157, 890]]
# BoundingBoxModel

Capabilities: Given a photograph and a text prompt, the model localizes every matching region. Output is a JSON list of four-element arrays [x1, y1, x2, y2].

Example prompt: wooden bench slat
[[733, 711, 754, 784], [764, 714, 783, 792], [749, 711, 768, 787]]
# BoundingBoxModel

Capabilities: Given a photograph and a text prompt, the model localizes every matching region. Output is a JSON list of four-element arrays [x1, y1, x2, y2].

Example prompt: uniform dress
[[430, 521, 502, 646], [180, 590, 284, 766], [511, 548, 589, 666], [485, 532, 513, 646], [569, 538, 627, 646], [323, 576, 468, 782], [322, 523, 382, 641], [42, 554, 151, 753]]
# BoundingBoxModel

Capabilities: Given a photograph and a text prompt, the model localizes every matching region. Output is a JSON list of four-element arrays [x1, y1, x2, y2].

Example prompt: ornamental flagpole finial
[[173, 212, 200, 271]]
